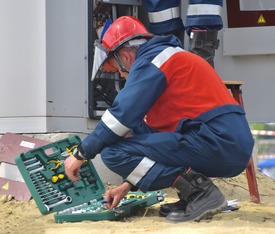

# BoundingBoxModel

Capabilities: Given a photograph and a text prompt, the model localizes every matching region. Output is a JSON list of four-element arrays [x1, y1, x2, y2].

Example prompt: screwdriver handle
[[60, 181, 74, 191]]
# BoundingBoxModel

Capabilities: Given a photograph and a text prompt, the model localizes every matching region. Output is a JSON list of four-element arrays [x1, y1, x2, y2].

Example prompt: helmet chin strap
[[114, 53, 129, 73]]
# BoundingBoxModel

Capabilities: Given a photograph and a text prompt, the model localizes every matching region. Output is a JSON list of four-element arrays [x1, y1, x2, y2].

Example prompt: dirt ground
[[1, 134, 275, 234]]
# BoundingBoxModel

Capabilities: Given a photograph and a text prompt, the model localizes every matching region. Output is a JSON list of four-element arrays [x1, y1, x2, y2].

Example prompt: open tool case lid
[[15, 136, 165, 223], [15, 136, 105, 215]]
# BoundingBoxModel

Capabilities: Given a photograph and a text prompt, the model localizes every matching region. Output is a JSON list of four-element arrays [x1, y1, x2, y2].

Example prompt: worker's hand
[[104, 182, 133, 209], [64, 155, 84, 181]]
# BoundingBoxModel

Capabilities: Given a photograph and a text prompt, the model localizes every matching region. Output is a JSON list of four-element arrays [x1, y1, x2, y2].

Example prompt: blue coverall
[[81, 35, 254, 192]]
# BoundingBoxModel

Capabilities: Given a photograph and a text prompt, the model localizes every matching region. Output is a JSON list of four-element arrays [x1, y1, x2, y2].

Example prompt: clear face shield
[[91, 38, 148, 80], [91, 40, 118, 81]]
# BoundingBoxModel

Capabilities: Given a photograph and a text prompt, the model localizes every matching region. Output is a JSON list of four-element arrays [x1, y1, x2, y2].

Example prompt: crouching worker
[[64, 16, 254, 222]]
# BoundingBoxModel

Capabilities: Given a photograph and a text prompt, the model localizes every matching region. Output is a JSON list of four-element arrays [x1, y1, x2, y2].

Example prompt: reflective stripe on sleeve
[[148, 6, 180, 23], [187, 4, 222, 16], [101, 109, 130, 136], [126, 157, 156, 186], [151, 46, 184, 68]]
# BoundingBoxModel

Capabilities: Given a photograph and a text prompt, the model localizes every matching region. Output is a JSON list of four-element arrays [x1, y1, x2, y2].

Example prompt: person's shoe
[[189, 30, 219, 68], [159, 197, 186, 217], [166, 168, 227, 222]]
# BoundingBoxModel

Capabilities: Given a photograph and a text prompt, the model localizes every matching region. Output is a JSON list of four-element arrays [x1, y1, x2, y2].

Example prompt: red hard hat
[[102, 16, 153, 52], [91, 16, 153, 80]]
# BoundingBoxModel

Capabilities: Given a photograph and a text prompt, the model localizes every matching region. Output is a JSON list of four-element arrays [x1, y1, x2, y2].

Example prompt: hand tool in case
[[15, 135, 165, 223]]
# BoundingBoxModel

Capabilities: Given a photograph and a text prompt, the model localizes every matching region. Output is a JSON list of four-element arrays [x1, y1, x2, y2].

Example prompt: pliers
[[47, 159, 65, 171], [60, 145, 78, 157]]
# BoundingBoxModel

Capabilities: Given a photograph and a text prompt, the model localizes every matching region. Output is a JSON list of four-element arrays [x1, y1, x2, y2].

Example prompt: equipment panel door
[[87, 0, 144, 119]]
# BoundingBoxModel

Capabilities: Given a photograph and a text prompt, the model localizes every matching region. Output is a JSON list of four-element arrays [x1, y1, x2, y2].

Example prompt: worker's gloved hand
[[64, 156, 84, 181], [104, 182, 133, 209]]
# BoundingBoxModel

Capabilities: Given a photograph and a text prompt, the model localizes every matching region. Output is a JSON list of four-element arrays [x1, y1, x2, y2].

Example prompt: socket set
[[15, 136, 165, 223]]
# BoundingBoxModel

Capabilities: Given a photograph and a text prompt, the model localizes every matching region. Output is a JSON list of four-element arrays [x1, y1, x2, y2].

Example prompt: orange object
[[223, 81, 260, 204]]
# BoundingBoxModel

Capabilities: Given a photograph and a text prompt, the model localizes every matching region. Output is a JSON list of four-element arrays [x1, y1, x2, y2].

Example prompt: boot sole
[[166, 199, 227, 222], [193, 199, 228, 222], [160, 202, 233, 218]]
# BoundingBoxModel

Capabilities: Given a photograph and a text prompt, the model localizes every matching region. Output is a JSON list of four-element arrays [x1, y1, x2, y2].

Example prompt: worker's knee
[[100, 146, 116, 170]]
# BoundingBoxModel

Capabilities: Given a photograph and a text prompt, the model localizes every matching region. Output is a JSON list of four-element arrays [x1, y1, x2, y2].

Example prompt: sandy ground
[[1, 134, 275, 234]]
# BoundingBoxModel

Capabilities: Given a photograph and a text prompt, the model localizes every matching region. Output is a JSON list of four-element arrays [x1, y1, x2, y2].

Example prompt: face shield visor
[[91, 40, 118, 81], [91, 38, 149, 80]]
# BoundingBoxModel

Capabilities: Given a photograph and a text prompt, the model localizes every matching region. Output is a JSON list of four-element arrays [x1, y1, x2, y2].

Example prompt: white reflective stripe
[[187, 4, 222, 16], [126, 157, 155, 186], [101, 109, 130, 136], [151, 47, 184, 68], [148, 6, 180, 23]]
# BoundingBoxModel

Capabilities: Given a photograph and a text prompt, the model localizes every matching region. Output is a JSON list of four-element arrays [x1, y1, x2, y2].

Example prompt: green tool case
[[15, 136, 165, 223]]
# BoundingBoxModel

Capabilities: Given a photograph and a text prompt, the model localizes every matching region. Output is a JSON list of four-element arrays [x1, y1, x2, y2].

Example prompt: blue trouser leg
[[143, 0, 184, 35], [101, 131, 185, 192], [101, 113, 254, 192], [185, 0, 224, 35]]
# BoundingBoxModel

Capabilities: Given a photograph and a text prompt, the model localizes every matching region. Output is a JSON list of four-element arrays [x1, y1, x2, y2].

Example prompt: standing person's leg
[[143, 0, 185, 44], [186, 0, 223, 67], [188, 30, 219, 68]]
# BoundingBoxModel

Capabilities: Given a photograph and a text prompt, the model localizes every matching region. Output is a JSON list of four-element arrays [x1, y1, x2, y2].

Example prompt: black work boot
[[159, 193, 186, 217], [166, 168, 227, 222], [189, 30, 219, 68]]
